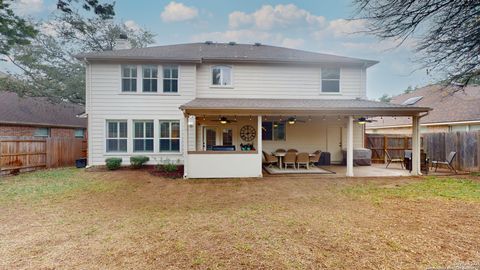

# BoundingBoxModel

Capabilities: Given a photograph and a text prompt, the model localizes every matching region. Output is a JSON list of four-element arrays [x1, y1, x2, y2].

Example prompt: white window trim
[[142, 65, 158, 93], [210, 65, 234, 88], [262, 121, 286, 141], [118, 64, 181, 95], [121, 65, 137, 93], [162, 65, 179, 94], [74, 128, 85, 138], [319, 67, 342, 95], [159, 120, 181, 153], [133, 120, 154, 153], [106, 120, 128, 153], [34, 127, 50, 137]]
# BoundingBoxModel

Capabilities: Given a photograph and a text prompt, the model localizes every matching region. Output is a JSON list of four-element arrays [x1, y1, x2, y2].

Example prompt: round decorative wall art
[[240, 125, 256, 141]]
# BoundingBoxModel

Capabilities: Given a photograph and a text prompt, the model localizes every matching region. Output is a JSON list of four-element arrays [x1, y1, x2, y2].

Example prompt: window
[[321, 68, 340, 93], [142, 66, 158, 92], [262, 121, 286, 141], [106, 121, 127, 152], [159, 120, 180, 152], [34, 127, 50, 137], [222, 128, 233, 146], [122, 65, 137, 92], [75, 129, 85, 138], [212, 66, 232, 86], [163, 66, 178, 93], [133, 121, 154, 152]]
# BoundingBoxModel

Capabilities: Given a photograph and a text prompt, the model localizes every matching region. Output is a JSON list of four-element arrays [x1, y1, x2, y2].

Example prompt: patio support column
[[346, 115, 354, 177], [257, 115, 263, 177], [411, 114, 421, 176], [183, 114, 189, 179]]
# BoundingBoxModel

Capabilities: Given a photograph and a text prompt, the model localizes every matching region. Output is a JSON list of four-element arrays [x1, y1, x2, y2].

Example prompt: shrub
[[105, 158, 122, 170], [163, 159, 178, 173], [130, 156, 149, 169], [154, 158, 178, 172]]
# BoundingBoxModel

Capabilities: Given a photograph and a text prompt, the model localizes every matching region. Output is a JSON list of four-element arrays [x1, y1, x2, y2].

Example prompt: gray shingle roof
[[180, 98, 430, 116], [76, 42, 378, 67], [367, 84, 480, 128], [0, 91, 86, 128]]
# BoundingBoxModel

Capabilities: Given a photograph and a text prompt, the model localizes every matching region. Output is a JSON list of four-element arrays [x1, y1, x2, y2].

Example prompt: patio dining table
[[272, 151, 316, 169]]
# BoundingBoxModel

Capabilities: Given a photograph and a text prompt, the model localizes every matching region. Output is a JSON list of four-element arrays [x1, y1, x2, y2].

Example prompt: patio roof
[[180, 98, 431, 116]]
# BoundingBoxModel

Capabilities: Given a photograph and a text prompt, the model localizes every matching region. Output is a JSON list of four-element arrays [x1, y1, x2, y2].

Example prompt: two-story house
[[76, 41, 429, 178]]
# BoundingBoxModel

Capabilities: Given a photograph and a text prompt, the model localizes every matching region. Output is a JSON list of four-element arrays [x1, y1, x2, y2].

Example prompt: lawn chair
[[385, 149, 404, 169], [263, 151, 278, 168], [283, 152, 297, 169], [296, 152, 309, 169], [432, 151, 457, 173]]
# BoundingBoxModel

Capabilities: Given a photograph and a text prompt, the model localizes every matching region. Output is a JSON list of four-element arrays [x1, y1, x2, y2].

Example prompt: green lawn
[[343, 176, 480, 202], [0, 168, 479, 269]]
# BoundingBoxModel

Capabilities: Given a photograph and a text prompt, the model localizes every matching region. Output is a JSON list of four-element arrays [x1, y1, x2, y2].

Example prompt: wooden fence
[[366, 131, 480, 171], [0, 136, 87, 175]]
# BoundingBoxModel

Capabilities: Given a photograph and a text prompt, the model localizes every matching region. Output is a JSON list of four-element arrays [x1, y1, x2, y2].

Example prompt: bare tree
[[353, 0, 480, 86]]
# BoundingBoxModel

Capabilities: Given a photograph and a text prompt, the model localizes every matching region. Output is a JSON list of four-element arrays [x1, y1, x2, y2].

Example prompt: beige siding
[[87, 61, 368, 168], [196, 64, 366, 99], [87, 63, 196, 165]]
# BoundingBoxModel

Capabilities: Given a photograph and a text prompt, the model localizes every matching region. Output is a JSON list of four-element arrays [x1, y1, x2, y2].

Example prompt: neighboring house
[[0, 91, 87, 138], [366, 85, 480, 134], [76, 41, 429, 178]]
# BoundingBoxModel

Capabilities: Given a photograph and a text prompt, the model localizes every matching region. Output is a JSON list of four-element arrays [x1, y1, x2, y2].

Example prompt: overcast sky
[[4, 0, 439, 99]]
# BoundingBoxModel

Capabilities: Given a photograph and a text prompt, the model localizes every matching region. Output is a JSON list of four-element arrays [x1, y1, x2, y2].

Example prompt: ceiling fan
[[354, 117, 377, 124], [210, 116, 237, 124], [286, 117, 306, 125]]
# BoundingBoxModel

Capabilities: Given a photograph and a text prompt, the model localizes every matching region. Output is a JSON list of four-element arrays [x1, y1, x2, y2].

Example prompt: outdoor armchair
[[431, 151, 457, 173]]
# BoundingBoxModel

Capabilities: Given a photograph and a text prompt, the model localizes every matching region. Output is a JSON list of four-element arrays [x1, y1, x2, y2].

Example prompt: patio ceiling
[[180, 98, 431, 117]]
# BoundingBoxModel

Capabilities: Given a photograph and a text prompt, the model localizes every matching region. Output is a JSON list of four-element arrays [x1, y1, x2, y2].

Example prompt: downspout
[[182, 110, 189, 179]]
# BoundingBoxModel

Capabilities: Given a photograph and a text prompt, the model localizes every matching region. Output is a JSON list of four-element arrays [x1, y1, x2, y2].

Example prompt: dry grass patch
[[0, 169, 479, 269]]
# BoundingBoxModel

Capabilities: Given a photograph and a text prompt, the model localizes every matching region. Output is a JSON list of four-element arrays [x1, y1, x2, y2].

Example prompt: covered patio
[[179, 98, 430, 178]]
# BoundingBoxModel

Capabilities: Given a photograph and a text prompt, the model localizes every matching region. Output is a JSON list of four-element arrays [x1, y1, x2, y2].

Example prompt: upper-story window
[[321, 68, 340, 93], [212, 65, 232, 86], [163, 66, 178, 93], [122, 65, 137, 92], [142, 66, 158, 92]]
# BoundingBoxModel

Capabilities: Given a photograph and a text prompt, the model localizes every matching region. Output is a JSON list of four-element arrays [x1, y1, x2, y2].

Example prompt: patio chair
[[309, 150, 321, 166], [262, 151, 278, 168], [287, 149, 298, 153], [297, 152, 310, 169], [432, 151, 457, 173], [385, 150, 404, 169], [283, 152, 297, 169], [275, 148, 286, 153]]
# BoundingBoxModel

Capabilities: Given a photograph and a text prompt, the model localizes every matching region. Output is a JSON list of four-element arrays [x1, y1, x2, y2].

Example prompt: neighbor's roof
[[76, 42, 378, 67], [180, 98, 430, 116], [0, 91, 87, 128], [367, 84, 480, 128]]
